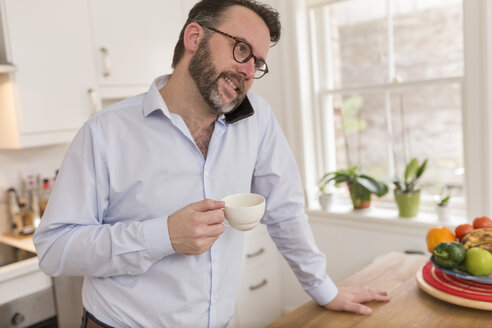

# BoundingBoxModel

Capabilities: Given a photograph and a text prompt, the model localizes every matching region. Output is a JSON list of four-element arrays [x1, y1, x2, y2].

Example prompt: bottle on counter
[[7, 188, 23, 236], [18, 197, 34, 235], [29, 188, 41, 230], [39, 178, 51, 218]]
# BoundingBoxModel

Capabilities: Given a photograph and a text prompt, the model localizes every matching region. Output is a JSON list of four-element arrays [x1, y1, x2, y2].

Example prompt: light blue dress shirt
[[33, 75, 337, 327]]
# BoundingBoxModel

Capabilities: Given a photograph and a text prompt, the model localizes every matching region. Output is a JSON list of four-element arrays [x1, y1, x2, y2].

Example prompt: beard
[[188, 38, 247, 115]]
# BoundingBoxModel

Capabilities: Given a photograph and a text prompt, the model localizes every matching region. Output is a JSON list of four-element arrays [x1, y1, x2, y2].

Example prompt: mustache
[[218, 71, 245, 93]]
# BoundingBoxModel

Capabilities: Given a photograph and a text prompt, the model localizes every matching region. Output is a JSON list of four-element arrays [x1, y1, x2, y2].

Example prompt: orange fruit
[[426, 226, 456, 253]]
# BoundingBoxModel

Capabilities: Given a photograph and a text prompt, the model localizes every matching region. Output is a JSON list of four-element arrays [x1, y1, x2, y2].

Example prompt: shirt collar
[[143, 75, 172, 118], [142, 74, 254, 123]]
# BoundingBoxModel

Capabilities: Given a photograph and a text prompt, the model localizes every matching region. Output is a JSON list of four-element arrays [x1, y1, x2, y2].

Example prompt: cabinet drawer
[[0, 257, 52, 306], [235, 264, 282, 328], [242, 226, 277, 271], [0, 287, 56, 328]]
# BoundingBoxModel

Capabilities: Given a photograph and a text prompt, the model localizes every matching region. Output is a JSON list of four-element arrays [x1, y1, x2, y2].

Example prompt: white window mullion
[[321, 6, 337, 172], [386, 0, 395, 83], [308, 8, 326, 197], [463, 0, 492, 218], [385, 0, 396, 179], [319, 76, 463, 96]]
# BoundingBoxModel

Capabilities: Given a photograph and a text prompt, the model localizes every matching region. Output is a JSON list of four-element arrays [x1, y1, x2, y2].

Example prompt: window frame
[[296, 0, 492, 220]]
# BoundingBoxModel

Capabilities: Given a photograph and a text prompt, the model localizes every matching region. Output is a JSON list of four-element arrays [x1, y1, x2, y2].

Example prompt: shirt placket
[[204, 120, 226, 328]]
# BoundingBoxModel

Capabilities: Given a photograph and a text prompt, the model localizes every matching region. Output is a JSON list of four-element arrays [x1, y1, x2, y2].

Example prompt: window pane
[[319, 0, 388, 89], [331, 92, 389, 180], [390, 83, 465, 200], [393, 0, 463, 81]]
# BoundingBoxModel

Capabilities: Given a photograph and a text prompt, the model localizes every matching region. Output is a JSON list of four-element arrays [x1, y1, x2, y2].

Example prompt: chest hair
[[190, 124, 215, 158]]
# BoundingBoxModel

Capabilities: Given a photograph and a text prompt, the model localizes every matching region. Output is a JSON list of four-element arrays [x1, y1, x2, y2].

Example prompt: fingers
[[203, 221, 226, 237], [344, 302, 372, 315], [168, 199, 226, 255], [324, 286, 390, 315], [353, 288, 390, 303], [193, 199, 225, 212], [371, 290, 390, 302]]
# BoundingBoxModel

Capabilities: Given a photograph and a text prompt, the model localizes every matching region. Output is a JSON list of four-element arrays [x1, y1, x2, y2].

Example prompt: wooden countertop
[[267, 252, 491, 328], [0, 233, 36, 253]]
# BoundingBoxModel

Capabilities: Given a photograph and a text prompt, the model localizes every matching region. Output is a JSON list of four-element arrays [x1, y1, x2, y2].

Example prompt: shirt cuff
[[142, 216, 175, 260], [305, 274, 339, 306]]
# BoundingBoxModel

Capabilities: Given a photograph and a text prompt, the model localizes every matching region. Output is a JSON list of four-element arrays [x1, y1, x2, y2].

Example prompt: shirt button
[[204, 171, 209, 176]]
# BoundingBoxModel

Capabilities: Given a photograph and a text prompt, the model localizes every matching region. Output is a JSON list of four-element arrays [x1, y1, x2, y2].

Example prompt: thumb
[[193, 199, 225, 212]]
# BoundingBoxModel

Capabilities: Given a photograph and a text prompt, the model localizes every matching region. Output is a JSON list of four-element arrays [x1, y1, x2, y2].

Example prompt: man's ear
[[183, 22, 205, 54]]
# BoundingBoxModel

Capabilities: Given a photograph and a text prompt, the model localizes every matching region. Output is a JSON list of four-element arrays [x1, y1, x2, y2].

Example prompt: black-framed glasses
[[202, 25, 269, 79]]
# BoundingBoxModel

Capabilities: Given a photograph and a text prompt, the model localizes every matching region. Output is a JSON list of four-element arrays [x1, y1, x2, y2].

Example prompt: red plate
[[422, 262, 492, 302]]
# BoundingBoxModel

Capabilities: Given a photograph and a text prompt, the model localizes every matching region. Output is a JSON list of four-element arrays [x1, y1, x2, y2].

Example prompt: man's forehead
[[218, 6, 271, 56]]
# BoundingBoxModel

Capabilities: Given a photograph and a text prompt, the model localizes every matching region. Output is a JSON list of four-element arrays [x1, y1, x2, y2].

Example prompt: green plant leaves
[[404, 158, 419, 182], [318, 167, 388, 198], [395, 158, 428, 193]]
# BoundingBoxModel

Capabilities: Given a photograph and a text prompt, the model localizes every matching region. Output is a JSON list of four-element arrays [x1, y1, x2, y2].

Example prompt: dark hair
[[171, 0, 281, 68]]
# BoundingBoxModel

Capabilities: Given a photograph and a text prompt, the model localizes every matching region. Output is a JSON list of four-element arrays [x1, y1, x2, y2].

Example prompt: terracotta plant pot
[[348, 183, 372, 209]]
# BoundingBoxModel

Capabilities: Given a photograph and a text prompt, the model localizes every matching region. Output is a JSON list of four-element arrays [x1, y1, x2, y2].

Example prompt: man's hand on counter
[[324, 286, 390, 315]]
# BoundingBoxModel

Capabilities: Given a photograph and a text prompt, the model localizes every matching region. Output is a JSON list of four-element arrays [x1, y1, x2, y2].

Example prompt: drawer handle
[[404, 250, 425, 255], [100, 47, 111, 78], [88, 88, 102, 114], [246, 247, 265, 258], [249, 279, 268, 291]]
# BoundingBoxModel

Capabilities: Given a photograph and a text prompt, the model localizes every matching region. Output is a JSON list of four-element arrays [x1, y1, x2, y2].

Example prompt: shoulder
[[245, 91, 276, 124], [247, 91, 272, 113], [84, 93, 146, 129]]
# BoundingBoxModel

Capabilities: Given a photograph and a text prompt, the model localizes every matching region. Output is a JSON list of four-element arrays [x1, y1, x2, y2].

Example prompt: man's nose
[[237, 57, 256, 79]]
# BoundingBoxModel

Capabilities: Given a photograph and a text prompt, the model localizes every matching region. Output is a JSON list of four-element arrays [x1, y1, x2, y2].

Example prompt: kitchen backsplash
[[0, 143, 69, 234]]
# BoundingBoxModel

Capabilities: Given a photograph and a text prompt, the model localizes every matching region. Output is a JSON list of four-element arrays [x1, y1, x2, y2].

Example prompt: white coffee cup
[[222, 193, 265, 231]]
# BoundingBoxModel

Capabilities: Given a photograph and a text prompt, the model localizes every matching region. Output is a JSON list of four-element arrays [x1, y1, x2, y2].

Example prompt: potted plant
[[436, 195, 451, 222], [316, 179, 334, 211], [393, 158, 428, 218], [318, 167, 388, 210]]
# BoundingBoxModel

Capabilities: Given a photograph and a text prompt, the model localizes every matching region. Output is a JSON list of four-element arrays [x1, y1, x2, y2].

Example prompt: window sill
[[306, 202, 468, 232]]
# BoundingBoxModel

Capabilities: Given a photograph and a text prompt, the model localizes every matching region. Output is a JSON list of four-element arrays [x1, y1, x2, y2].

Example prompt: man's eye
[[236, 43, 249, 55]]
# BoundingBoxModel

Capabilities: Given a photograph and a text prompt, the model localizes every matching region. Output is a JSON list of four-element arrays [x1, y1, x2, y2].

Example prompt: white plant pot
[[436, 206, 451, 222], [318, 193, 334, 211]]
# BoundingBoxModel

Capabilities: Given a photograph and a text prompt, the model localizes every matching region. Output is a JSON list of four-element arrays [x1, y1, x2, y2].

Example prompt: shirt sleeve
[[251, 101, 338, 306], [33, 116, 175, 277]]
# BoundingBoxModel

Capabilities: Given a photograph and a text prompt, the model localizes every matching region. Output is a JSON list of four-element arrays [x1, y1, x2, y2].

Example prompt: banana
[[477, 244, 492, 252], [461, 228, 492, 250]]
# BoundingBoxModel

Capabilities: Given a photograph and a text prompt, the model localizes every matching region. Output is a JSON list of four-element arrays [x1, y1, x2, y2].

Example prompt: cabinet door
[[235, 264, 282, 328], [89, 0, 185, 87], [310, 220, 427, 283], [3, 0, 97, 139]]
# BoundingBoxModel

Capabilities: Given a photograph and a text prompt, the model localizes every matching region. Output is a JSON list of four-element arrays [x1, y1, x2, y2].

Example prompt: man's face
[[188, 6, 271, 115], [188, 35, 246, 115]]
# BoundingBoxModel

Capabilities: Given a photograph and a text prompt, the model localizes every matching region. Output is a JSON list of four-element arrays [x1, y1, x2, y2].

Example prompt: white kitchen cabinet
[[230, 225, 283, 328], [0, 0, 98, 148], [88, 0, 190, 98], [309, 216, 427, 283]]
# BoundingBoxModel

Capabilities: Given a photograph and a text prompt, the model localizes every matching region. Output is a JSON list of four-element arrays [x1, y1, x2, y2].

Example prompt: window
[[305, 0, 466, 213]]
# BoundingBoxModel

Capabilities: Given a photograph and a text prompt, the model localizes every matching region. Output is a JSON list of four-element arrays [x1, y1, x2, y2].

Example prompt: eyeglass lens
[[233, 42, 267, 79]]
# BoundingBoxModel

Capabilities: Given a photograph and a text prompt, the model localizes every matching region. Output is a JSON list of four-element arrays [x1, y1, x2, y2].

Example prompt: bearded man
[[34, 1, 389, 327]]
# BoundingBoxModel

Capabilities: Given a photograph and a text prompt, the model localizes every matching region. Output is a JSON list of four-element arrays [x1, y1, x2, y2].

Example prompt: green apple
[[464, 247, 492, 276]]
